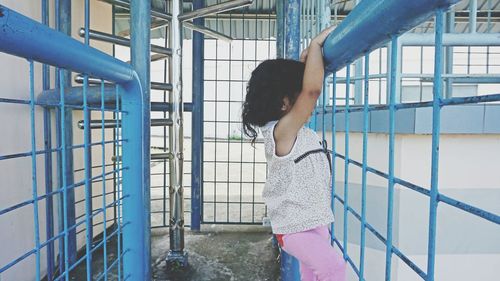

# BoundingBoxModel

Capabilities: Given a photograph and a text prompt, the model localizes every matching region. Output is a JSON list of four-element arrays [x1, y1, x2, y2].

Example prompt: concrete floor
[[72, 225, 281, 281], [152, 225, 280, 281]]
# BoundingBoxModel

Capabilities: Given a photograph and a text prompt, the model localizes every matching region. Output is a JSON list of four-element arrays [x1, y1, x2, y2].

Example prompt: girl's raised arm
[[273, 26, 334, 156]]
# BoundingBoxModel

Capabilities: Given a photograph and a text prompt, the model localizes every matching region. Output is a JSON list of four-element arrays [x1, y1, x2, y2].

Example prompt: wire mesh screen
[[318, 1, 500, 280], [0, 61, 124, 280], [0, 1, 151, 279], [201, 0, 276, 224]]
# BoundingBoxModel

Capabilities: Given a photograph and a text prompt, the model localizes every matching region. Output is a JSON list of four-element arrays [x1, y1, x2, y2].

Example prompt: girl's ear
[[281, 96, 292, 113]]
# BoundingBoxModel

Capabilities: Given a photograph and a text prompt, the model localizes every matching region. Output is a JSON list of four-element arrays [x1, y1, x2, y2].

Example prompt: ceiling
[[114, 0, 500, 39]]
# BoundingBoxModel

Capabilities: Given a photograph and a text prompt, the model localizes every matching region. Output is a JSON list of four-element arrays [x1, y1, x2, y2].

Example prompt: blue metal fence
[[314, 0, 500, 280], [2, 0, 500, 280], [0, 2, 149, 280]]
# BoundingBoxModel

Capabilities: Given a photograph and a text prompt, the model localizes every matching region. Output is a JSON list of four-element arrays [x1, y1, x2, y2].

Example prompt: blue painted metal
[[359, 53, 369, 281], [130, 1, 152, 277], [282, 0, 302, 279], [445, 11, 454, 98], [39, 88, 193, 112], [280, 250, 300, 281], [343, 64, 350, 260], [330, 73, 337, 246], [57, 0, 78, 266], [276, 0, 285, 58], [38, 86, 118, 106], [0, 11, 135, 82], [29, 60, 42, 281], [316, 1, 500, 281], [321, 78, 326, 141], [342, 64, 351, 259], [55, 99, 65, 274], [427, 9, 444, 281], [41, 0, 55, 278], [114, 83, 123, 281], [191, 0, 204, 232], [82, 2, 93, 278], [399, 32, 500, 46], [59, 69, 71, 281], [100, 80, 109, 281], [322, 0, 460, 73], [385, 36, 398, 281], [43, 103, 55, 280], [285, 0, 301, 60], [0, 4, 147, 280], [83, 73, 94, 280]]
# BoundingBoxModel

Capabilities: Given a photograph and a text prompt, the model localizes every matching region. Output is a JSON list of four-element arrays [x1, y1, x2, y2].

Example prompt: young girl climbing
[[241, 26, 347, 281]]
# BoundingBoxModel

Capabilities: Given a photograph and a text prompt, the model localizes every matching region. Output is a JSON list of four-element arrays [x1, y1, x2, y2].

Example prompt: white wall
[[327, 132, 500, 281]]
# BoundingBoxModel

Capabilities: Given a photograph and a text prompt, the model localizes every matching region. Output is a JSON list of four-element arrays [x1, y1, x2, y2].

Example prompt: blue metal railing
[[0, 3, 149, 280], [315, 0, 500, 281]]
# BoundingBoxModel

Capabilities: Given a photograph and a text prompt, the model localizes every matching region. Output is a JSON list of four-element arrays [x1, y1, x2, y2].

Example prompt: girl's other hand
[[311, 25, 335, 47], [300, 47, 309, 62]]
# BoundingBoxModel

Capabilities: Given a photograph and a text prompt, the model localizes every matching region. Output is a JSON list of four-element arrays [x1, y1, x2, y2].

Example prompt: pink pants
[[276, 225, 346, 281]]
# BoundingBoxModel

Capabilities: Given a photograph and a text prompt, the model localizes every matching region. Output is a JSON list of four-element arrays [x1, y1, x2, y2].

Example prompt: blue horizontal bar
[[392, 247, 427, 279], [0, 249, 37, 274], [335, 194, 387, 245], [95, 250, 126, 281], [0, 196, 124, 275], [334, 153, 430, 196], [27, 100, 195, 112], [0, 139, 122, 161], [0, 97, 123, 113], [97, 233, 125, 281], [335, 195, 427, 279], [322, 0, 460, 73], [0, 168, 125, 217], [438, 193, 500, 225], [328, 93, 500, 114], [332, 238, 361, 278], [37, 85, 117, 106], [334, 152, 500, 225], [0, 5, 134, 83]]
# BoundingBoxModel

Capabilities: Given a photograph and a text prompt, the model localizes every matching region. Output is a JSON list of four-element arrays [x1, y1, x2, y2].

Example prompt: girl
[[242, 26, 346, 281]]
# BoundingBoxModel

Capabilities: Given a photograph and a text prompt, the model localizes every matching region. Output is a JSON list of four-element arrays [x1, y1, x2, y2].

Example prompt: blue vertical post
[[319, 0, 330, 140], [330, 73, 337, 246], [353, 0, 363, 105], [354, 59, 363, 104], [129, 0, 151, 279], [41, 0, 55, 279], [343, 64, 350, 260], [385, 35, 398, 281], [285, 0, 301, 59], [57, 0, 77, 266], [100, 80, 109, 280], [427, 9, 444, 281], [445, 11, 454, 98], [359, 53, 369, 281], [276, 0, 285, 58], [29, 61, 41, 281], [191, 0, 204, 232], [59, 70, 71, 281], [115, 84, 123, 281], [282, 1, 301, 280], [83, 1, 93, 278]]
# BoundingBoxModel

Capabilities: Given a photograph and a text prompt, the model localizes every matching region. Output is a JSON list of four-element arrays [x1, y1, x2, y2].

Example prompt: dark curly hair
[[242, 59, 305, 144]]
